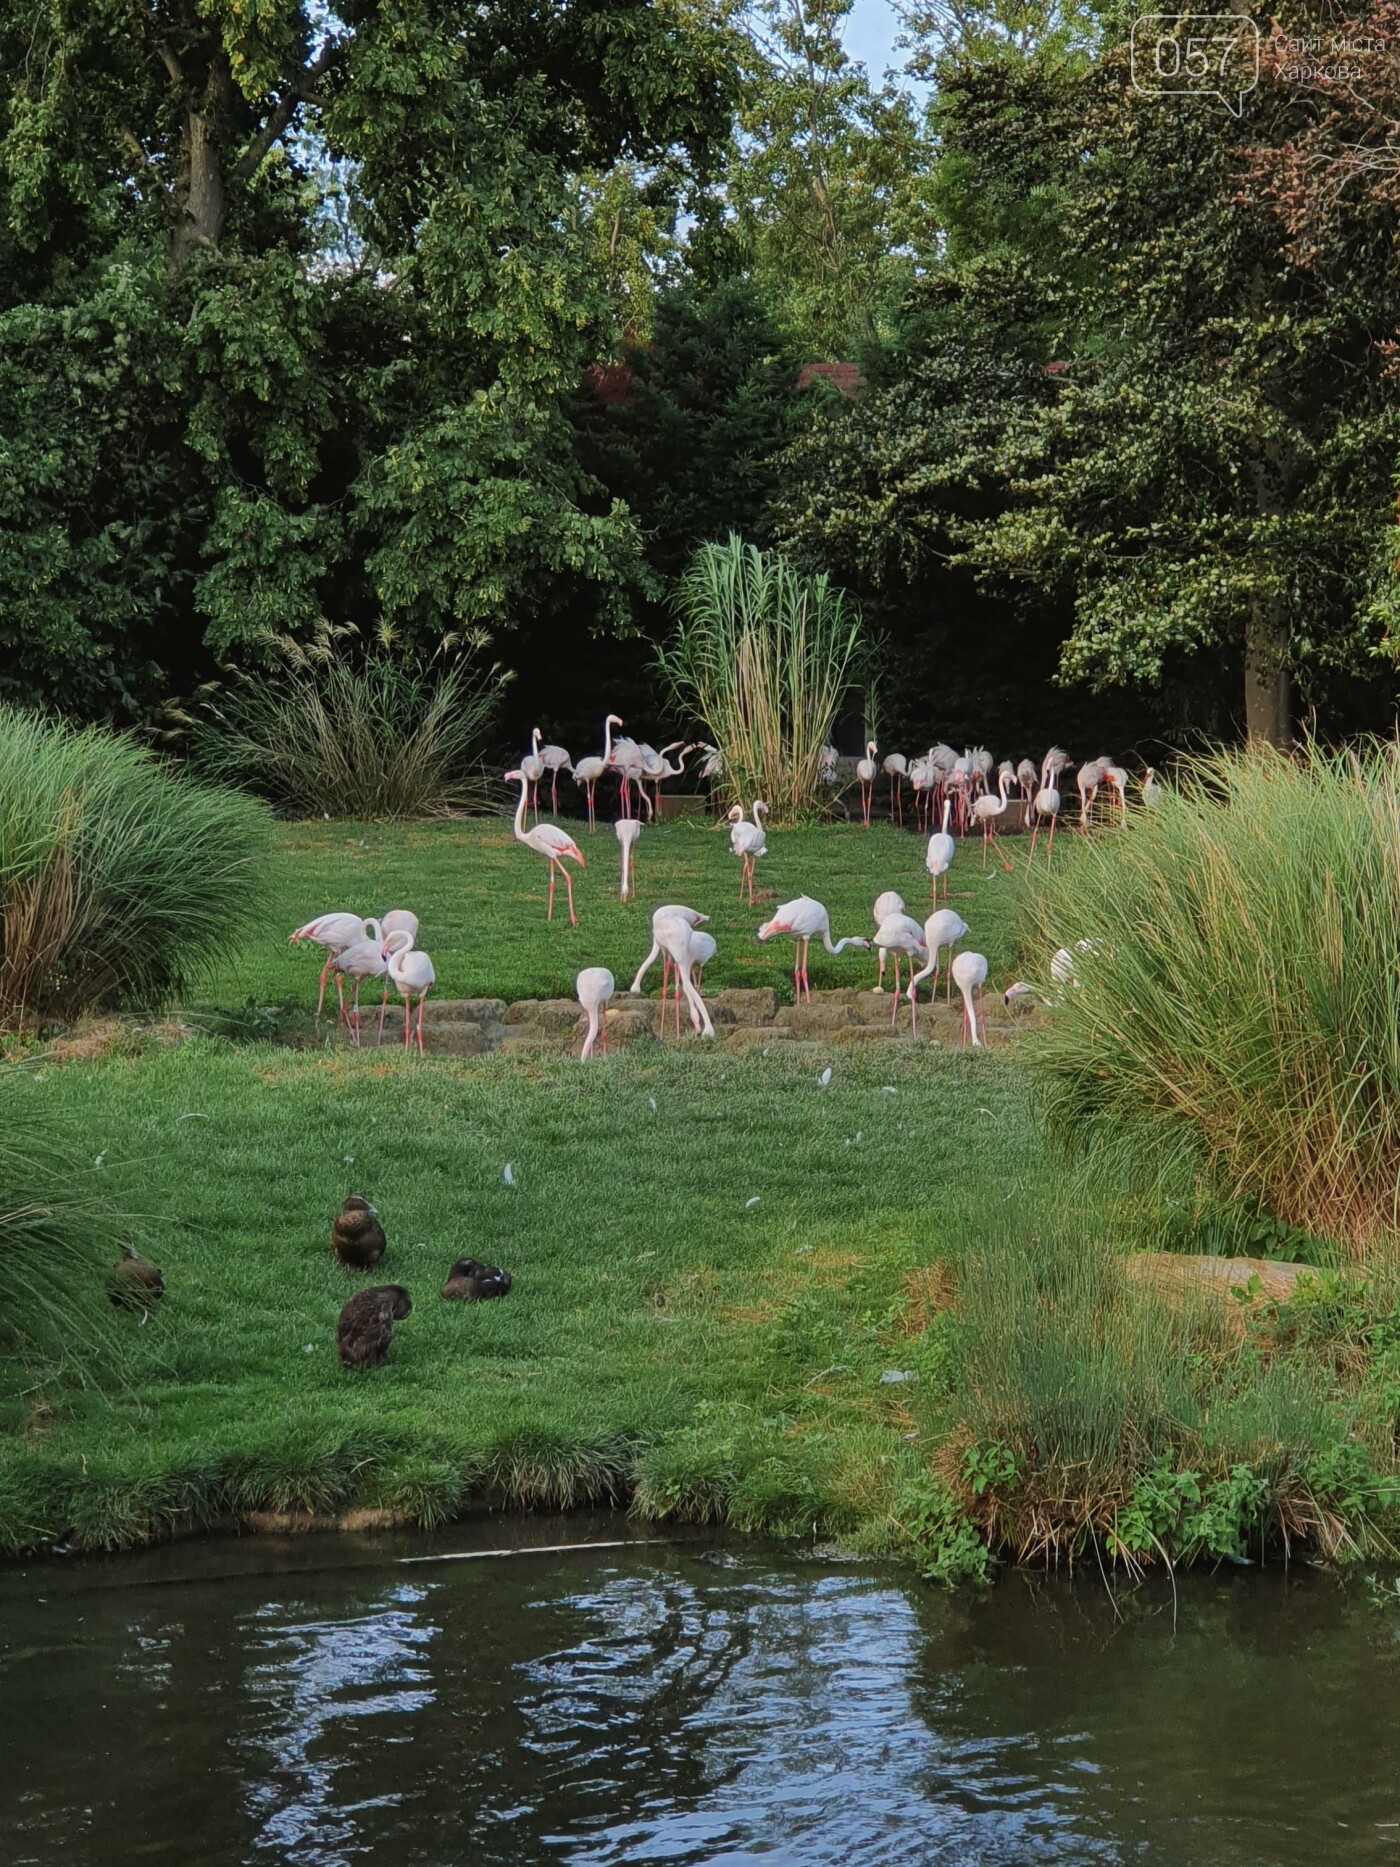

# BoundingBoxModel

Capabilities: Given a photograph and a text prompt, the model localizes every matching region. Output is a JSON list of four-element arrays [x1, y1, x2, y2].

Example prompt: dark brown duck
[[337, 1284, 412, 1369], [440, 1259, 512, 1301], [332, 1195, 386, 1270], [108, 1243, 164, 1312]]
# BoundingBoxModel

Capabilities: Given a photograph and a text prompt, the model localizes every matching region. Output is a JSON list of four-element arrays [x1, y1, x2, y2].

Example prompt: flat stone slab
[[422, 1019, 488, 1055], [713, 987, 780, 1022], [439, 997, 506, 1026]]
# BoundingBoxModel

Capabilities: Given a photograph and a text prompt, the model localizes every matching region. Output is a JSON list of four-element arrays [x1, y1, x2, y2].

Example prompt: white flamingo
[[871, 889, 906, 989], [381, 908, 419, 945], [727, 801, 769, 903], [952, 951, 989, 1047], [882, 751, 908, 825], [688, 929, 717, 993], [757, 897, 869, 1003], [572, 713, 622, 831], [906, 908, 969, 1015], [520, 728, 546, 821], [926, 800, 955, 901], [873, 912, 929, 1029], [290, 913, 380, 1023], [653, 914, 715, 1039], [971, 768, 1015, 870], [856, 740, 878, 827], [616, 818, 642, 900], [539, 739, 573, 813], [629, 906, 709, 997], [380, 929, 435, 1052], [330, 933, 389, 1046], [576, 966, 615, 1059], [505, 768, 585, 924], [1142, 766, 1164, 809]]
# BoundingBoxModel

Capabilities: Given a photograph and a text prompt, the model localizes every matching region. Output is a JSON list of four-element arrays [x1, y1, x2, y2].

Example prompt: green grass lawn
[[0, 1037, 1031, 1556], [195, 815, 1037, 1011]]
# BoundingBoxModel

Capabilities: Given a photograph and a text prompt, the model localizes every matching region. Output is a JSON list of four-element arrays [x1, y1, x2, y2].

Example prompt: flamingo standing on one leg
[[856, 741, 878, 827], [576, 967, 615, 1059], [951, 950, 989, 1047], [290, 914, 381, 1023], [380, 929, 435, 1052], [616, 818, 642, 901], [505, 768, 585, 924], [873, 912, 929, 1029], [757, 897, 869, 1003]]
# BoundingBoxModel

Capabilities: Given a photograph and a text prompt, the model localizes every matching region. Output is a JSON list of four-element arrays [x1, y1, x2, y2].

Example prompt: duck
[[108, 1243, 164, 1312], [337, 1285, 412, 1369], [331, 1195, 386, 1271], [440, 1258, 513, 1301]]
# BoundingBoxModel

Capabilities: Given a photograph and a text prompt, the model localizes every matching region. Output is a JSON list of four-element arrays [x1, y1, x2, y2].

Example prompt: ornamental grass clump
[[659, 535, 868, 821], [0, 708, 270, 1027], [1027, 741, 1400, 1259]]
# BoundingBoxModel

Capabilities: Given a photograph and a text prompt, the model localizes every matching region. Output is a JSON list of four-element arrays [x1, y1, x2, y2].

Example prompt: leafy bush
[[1027, 742, 1400, 1259], [192, 630, 512, 819], [658, 534, 868, 820], [0, 708, 270, 1026]]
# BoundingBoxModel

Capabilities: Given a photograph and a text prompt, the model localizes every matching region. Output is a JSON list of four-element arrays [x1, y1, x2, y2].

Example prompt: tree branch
[[231, 36, 343, 184]]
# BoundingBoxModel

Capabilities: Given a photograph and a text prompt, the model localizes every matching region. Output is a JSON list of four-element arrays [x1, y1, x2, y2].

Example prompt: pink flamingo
[[330, 934, 389, 1046], [873, 912, 929, 1028], [539, 737, 572, 813], [629, 905, 708, 1011], [505, 768, 585, 924], [653, 914, 715, 1038], [521, 728, 546, 822], [572, 713, 622, 832], [883, 752, 907, 825], [291, 914, 382, 1023], [971, 769, 1015, 870], [727, 801, 769, 903], [380, 930, 435, 1052], [952, 950, 989, 1047], [906, 908, 969, 1016], [576, 966, 615, 1059], [926, 801, 955, 902], [872, 889, 906, 989], [757, 897, 869, 1003]]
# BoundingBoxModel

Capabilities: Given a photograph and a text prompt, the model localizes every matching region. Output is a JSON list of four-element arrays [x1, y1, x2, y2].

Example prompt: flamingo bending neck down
[[380, 929, 435, 1051], [873, 912, 929, 1030], [952, 950, 989, 1047], [330, 928, 389, 1045], [505, 768, 585, 924], [576, 967, 615, 1059], [757, 896, 869, 1003], [290, 913, 381, 1022], [653, 914, 715, 1039], [616, 818, 642, 900], [905, 908, 969, 1018]]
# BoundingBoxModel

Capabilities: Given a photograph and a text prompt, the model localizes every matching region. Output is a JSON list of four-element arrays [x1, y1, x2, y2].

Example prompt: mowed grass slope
[[194, 815, 1034, 1011], [0, 1039, 1032, 1552]]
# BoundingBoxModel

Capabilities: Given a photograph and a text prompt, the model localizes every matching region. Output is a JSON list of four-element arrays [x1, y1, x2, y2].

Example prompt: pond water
[[3, 1518, 1399, 1866]]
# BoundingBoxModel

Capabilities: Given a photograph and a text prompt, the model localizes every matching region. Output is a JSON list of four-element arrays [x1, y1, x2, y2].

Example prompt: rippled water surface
[[4, 1520, 1400, 1865]]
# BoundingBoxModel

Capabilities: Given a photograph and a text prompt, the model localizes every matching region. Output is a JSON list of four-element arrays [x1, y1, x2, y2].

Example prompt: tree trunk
[[1244, 594, 1291, 746], [169, 56, 232, 275]]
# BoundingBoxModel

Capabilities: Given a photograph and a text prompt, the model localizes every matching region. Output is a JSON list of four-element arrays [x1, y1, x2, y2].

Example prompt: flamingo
[[1077, 757, 1107, 831], [872, 889, 906, 989], [926, 800, 955, 901], [381, 908, 419, 945], [521, 728, 546, 821], [909, 752, 936, 832], [906, 908, 969, 1013], [727, 801, 769, 903], [883, 751, 907, 825], [576, 967, 615, 1059], [380, 929, 435, 1052], [971, 768, 1015, 870], [331, 933, 389, 1046], [952, 950, 989, 1047], [616, 818, 642, 901], [873, 912, 929, 1028], [643, 741, 693, 815], [688, 928, 717, 994], [1100, 763, 1129, 823], [572, 713, 622, 831], [653, 914, 716, 1039], [629, 906, 709, 998], [1016, 758, 1039, 806], [1029, 752, 1067, 865], [1143, 766, 1164, 809], [757, 896, 869, 1003], [856, 740, 878, 827], [290, 913, 380, 1023], [505, 768, 585, 924], [539, 739, 573, 813]]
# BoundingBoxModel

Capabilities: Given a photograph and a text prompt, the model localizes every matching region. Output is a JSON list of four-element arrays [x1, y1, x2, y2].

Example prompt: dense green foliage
[[0, 708, 270, 1025], [1028, 743, 1400, 1256]]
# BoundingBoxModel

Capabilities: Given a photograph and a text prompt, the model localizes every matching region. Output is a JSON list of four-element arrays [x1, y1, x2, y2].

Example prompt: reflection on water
[[3, 1520, 1400, 1866]]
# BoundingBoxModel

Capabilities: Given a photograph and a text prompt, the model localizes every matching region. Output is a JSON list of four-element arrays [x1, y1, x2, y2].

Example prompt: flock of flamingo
[[290, 716, 1146, 1056]]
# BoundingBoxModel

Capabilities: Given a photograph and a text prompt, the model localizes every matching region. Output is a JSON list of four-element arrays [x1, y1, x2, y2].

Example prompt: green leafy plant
[[658, 535, 869, 821], [192, 628, 512, 820], [0, 708, 271, 1027]]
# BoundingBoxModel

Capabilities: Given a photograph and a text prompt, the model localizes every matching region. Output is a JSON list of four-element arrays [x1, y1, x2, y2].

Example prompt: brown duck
[[337, 1285, 412, 1369], [108, 1243, 164, 1313], [440, 1258, 512, 1301], [332, 1195, 386, 1271]]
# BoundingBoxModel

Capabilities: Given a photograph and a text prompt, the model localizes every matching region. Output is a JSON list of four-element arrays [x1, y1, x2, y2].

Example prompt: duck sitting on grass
[[441, 1259, 512, 1301], [332, 1195, 386, 1271], [337, 1285, 412, 1368], [108, 1243, 164, 1314]]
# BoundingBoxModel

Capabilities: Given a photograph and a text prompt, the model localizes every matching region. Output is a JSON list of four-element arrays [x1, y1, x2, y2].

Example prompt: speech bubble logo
[[1131, 13, 1260, 116]]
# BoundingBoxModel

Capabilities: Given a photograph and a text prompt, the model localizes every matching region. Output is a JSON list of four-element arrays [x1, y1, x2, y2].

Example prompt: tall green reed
[[1025, 742, 1400, 1258], [0, 709, 270, 1026], [658, 535, 868, 820]]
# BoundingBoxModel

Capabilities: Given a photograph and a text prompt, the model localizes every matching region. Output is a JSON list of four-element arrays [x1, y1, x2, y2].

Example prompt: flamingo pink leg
[[587, 782, 597, 832], [561, 863, 577, 927], [350, 979, 365, 1048], [376, 977, 391, 1045], [547, 865, 557, 921], [316, 956, 334, 1023], [415, 989, 428, 1054]]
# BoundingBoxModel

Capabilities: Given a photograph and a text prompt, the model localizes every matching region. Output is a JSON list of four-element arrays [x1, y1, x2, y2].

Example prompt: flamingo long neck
[[963, 983, 982, 1047], [620, 840, 632, 895], [822, 931, 857, 955], [363, 917, 384, 946], [584, 1001, 601, 1057], [940, 800, 951, 835], [603, 717, 616, 761], [511, 775, 529, 841], [532, 727, 542, 756]]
